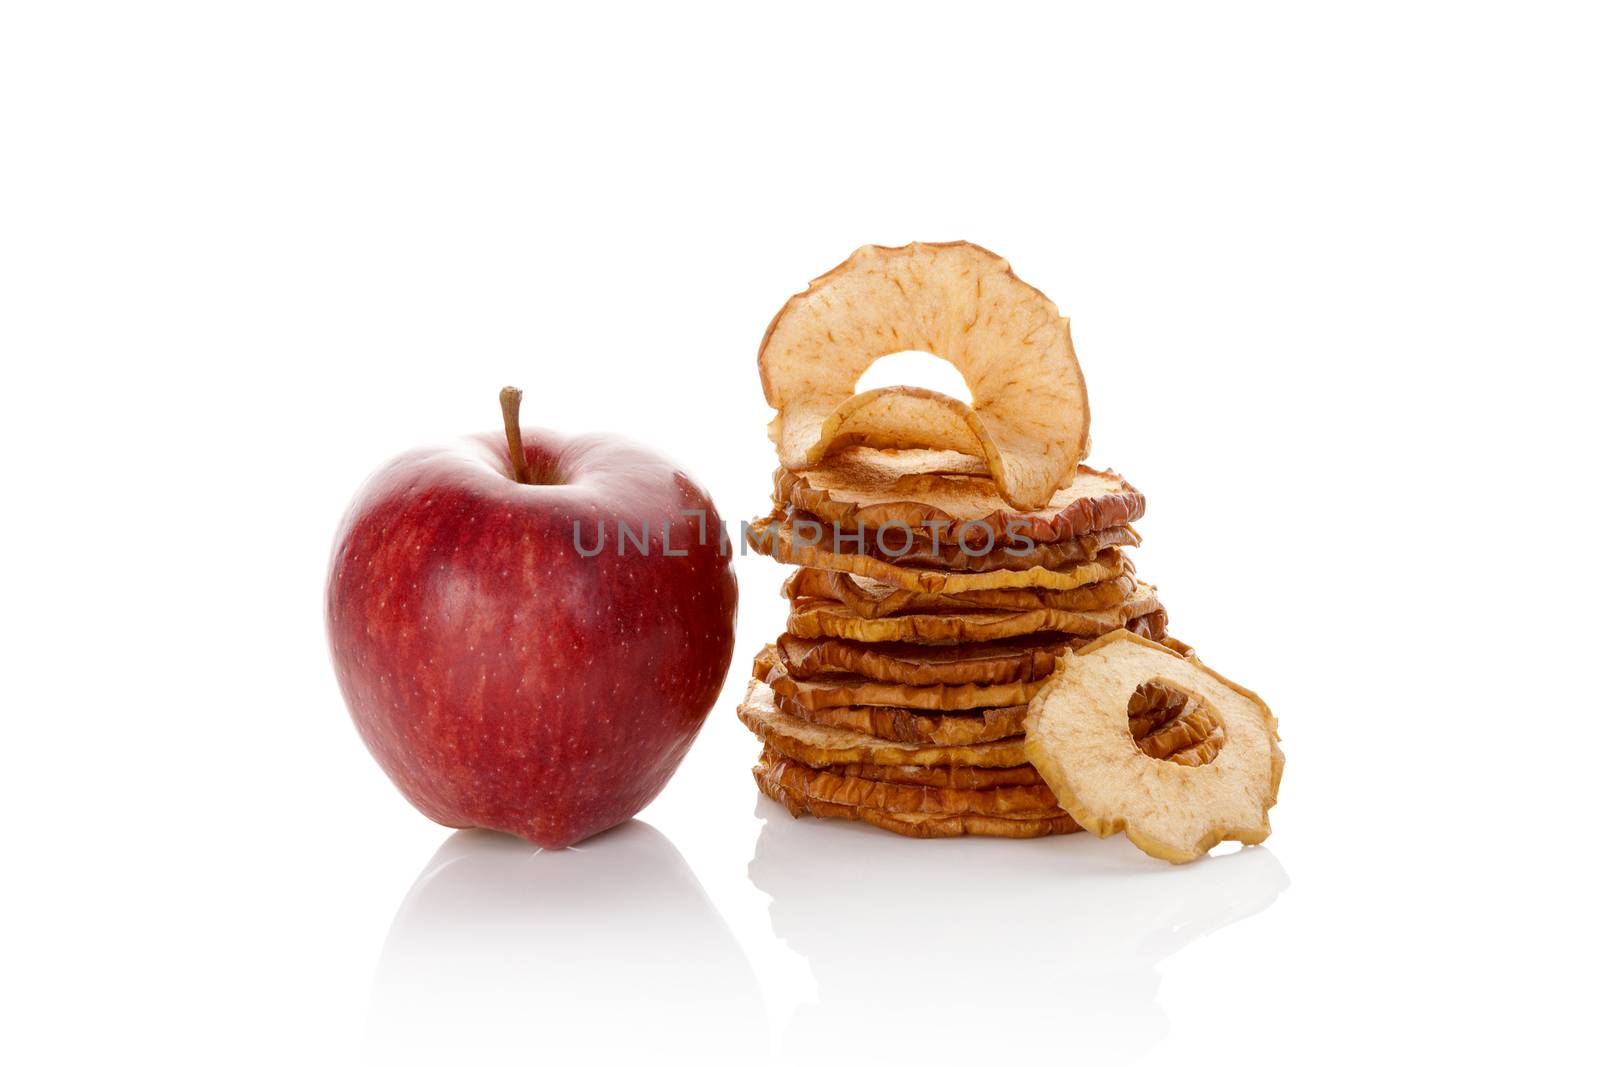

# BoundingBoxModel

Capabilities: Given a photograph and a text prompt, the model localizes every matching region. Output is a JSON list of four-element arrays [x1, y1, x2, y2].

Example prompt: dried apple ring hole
[[1126, 679, 1226, 768], [853, 350, 974, 404]]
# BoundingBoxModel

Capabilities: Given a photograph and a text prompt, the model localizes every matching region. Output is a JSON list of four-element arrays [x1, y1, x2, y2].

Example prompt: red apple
[[326, 388, 738, 848]]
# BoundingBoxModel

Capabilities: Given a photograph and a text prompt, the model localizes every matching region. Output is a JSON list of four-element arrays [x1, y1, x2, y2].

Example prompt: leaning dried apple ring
[[1024, 630, 1284, 863], [758, 242, 1090, 510]]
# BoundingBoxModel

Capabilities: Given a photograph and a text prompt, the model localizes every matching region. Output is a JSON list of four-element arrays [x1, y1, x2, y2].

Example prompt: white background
[[3, 3, 1596, 1064]]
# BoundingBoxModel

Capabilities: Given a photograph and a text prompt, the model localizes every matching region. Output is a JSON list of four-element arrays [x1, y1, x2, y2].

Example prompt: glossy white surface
[[3, 4, 1595, 1064], [370, 821, 1288, 1065]]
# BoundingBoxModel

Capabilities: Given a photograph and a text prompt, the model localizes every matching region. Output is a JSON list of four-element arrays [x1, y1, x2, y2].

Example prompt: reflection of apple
[[370, 823, 766, 1061], [326, 389, 737, 848]]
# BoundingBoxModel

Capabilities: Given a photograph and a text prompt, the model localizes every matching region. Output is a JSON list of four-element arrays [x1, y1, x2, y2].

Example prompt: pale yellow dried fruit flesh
[[1023, 630, 1284, 864], [759, 242, 1091, 510]]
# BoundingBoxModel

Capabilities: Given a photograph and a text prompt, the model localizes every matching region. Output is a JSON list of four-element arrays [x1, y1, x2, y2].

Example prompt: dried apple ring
[[753, 643, 1048, 712], [1024, 630, 1284, 864], [780, 567, 1139, 617], [758, 242, 1090, 510], [785, 581, 1163, 644]]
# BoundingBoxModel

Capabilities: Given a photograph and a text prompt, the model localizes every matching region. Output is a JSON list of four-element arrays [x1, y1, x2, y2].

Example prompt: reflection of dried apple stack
[[739, 243, 1283, 863]]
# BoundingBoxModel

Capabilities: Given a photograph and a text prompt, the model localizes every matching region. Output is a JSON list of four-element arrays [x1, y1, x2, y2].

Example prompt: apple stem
[[500, 386, 533, 485]]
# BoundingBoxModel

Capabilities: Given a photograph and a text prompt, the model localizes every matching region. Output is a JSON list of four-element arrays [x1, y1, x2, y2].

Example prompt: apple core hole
[[853, 351, 974, 405], [1126, 679, 1225, 767]]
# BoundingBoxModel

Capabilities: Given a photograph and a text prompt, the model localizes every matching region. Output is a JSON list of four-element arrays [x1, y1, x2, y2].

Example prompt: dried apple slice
[[785, 581, 1163, 644], [775, 448, 1144, 544], [759, 242, 1090, 510], [744, 509, 1139, 577], [736, 679, 1030, 768], [776, 632, 1070, 687], [771, 691, 1029, 745], [825, 758, 1045, 790], [755, 759, 1080, 838], [757, 753, 1062, 816], [781, 567, 922, 617], [1024, 630, 1284, 864], [782, 567, 1138, 616], [770, 622, 1170, 689], [754, 644, 1048, 711]]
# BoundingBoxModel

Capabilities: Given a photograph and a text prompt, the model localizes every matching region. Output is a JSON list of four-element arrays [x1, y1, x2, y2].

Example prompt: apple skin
[[326, 428, 737, 848]]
